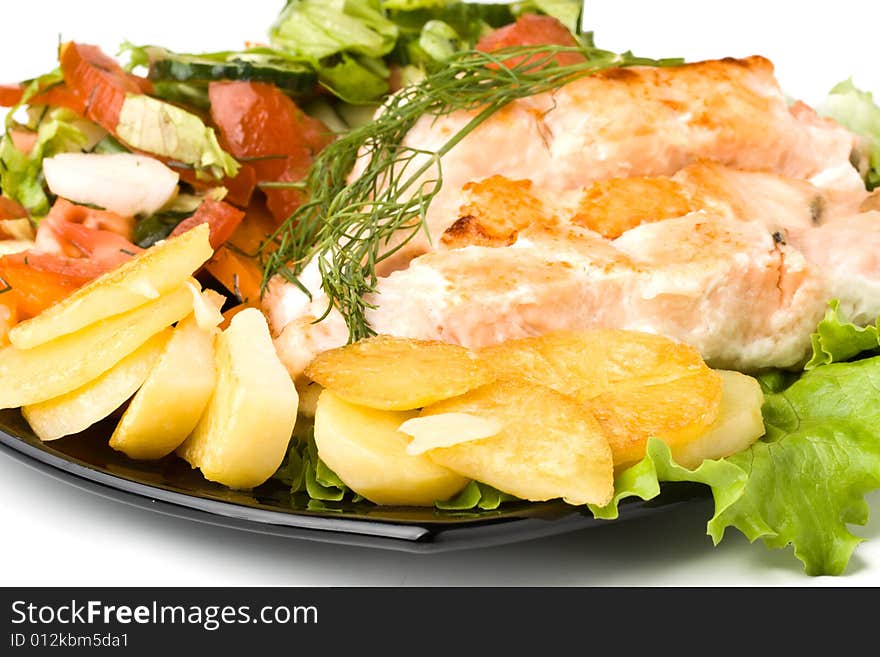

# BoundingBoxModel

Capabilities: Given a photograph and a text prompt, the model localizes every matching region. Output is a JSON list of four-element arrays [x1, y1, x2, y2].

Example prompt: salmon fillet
[[267, 56, 872, 379], [356, 56, 860, 271]]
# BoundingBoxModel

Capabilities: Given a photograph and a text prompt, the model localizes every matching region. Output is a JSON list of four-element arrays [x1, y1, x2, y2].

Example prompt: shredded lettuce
[[0, 108, 88, 215], [115, 94, 239, 179], [272, 1, 399, 61], [818, 79, 880, 190]]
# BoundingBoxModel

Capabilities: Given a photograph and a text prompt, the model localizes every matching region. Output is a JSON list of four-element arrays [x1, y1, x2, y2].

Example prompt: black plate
[[0, 409, 705, 552]]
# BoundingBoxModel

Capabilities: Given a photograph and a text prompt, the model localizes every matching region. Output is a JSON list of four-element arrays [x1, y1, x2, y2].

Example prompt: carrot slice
[[204, 202, 275, 306], [0, 84, 24, 107], [0, 254, 95, 319]]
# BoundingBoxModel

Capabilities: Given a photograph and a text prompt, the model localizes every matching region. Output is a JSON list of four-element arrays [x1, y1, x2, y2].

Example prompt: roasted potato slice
[[0, 284, 194, 409], [421, 379, 614, 506], [21, 330, 170, 441], [109, 314, 217, 460], [177, 308, 298, 489], [305, 335, 493, 411], [671, 370, 765, 469], [9, 223, 212, 349], [480, 330, 722, 467], [314, 390, 469, 506]]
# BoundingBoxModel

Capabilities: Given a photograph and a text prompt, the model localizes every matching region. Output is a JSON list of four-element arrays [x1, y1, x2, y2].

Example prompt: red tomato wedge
[[1, 200, 142, 321], [476, 14, 586, 68], [208, 81, 332, 223], [170, 198, 245, 249], [59, 42, 151, 132]]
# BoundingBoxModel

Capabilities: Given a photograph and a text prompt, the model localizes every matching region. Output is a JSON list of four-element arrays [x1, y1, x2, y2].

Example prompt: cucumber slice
[[148, 53, 318, 96]]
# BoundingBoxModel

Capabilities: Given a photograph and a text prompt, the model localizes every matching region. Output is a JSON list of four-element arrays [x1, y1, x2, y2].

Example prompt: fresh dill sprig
[[262, 44, 682, 341]]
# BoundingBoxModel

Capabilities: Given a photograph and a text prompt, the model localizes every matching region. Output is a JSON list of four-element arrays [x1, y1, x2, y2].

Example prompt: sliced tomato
[[0, 196, 28, 221], [59, 42, 151, 132], [263, 155, 311, 226], [170, 199, 245, 249], [476, 14, 586, 69], [46, 198, 135, 239], [1, 199, 141, 320], [208, 81, 332, 223]]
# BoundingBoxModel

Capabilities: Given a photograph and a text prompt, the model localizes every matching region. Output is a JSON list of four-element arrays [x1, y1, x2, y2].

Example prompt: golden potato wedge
[[21, 330, 170, 441], [177, 308, 298, 489], [109, 314, 217, 460], [304, 335, 493, 411], [314, 390, 469, 506], [671, 370, 765, 469], [9, 223, 212, 349], [0, 284, 194, 409], [422, 379, 614, 506], [480, 330, 722, 467]]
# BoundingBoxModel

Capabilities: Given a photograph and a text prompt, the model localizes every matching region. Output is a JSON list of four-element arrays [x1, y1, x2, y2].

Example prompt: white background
[[1, 1, 879, 586]]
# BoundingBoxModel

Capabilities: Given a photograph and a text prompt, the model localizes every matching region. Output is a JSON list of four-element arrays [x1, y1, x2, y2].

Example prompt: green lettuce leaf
[[806, 300, 880, 369], [709, 357, 880, 575], [0, 108, 88, 215], [435, 481, 518, 510], [818, 79, 880, 190], [274, 430, 364, 503], [588, 438, 746, 520], [115, 94, 239, 179]]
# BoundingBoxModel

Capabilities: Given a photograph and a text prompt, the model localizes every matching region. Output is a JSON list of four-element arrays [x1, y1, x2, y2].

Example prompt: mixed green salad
[[2, 0, 880, 577]]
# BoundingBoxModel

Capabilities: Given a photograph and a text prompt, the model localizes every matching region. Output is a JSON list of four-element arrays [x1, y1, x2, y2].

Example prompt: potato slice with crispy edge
[[0, 284, 194, 409], [22, 329, 171, 441], [305, 335, 494, 411], [176, 308, 298, 489], [671, 370, 765, 469], [9, 223, 212, 350], [314, 390, 469, 506], [480, 330, 722, 467], [109, 313, 218, 460], [421, 379, 614, 506]]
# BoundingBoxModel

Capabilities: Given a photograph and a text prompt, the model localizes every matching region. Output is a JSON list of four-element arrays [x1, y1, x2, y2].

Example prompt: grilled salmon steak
[[265, 57, 875, 379]]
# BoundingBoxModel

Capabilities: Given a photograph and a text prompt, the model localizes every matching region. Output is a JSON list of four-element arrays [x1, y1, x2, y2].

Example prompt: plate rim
[[0, 423, 707, 553]]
